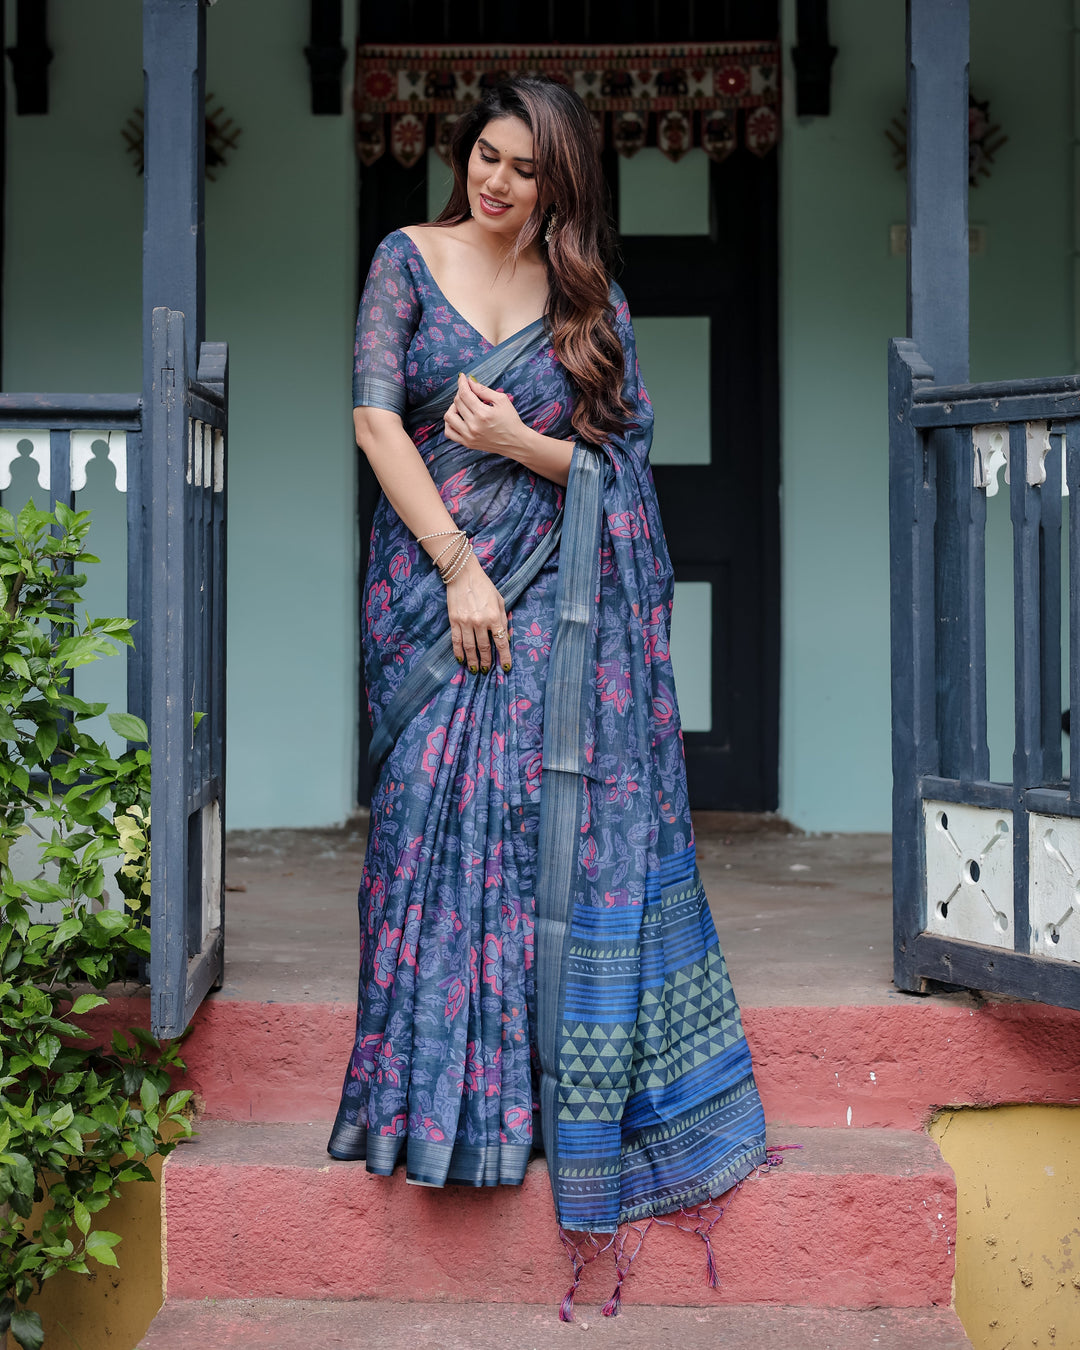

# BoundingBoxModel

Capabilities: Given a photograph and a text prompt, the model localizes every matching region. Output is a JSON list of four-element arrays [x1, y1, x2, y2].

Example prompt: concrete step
[[161, 1123, 955, 1309], [86, 990, 1080, 1129], [138, 1298, 974, 1349]]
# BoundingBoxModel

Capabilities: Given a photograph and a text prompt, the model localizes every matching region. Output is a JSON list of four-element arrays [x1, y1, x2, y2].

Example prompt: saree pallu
[[330, 230, 766, 1239]]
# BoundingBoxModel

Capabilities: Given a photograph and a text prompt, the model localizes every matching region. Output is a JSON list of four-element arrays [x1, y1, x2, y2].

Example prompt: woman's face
[[466, 115, 539, 241]]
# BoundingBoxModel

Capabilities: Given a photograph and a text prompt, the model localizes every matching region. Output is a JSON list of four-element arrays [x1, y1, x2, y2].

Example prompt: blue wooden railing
[[0, 393, 149, 720], [890, 338, 1080, 1009], [0, 310, 229, 1038]]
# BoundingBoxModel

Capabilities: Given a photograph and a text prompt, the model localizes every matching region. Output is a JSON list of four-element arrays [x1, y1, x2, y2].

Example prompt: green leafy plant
[[0, 502, 193, 1350]]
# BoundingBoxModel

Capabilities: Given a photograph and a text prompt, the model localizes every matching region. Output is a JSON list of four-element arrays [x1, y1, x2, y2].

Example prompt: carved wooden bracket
[[791, 0, 837, 118], [306, 0, 347, 115], [6, 0, 52, 116]]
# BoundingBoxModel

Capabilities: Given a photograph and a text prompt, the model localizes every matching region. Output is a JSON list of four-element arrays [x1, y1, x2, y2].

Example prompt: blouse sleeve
[[352, 235, 421, 414]]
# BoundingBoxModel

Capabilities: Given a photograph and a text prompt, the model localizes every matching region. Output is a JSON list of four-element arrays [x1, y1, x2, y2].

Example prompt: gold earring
[[544, 206, 558, 244]]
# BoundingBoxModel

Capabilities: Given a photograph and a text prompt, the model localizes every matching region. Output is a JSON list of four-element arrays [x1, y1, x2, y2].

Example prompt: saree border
[[533, 443, 606, 1225]]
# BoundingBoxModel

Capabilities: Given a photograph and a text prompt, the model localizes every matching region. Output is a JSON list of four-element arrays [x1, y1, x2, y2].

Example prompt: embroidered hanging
[[355, 42, 780, 169]]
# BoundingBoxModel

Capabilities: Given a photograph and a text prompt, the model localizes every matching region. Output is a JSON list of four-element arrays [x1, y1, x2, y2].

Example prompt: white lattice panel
[[1028, 814, 1080, 963], [923, 800, 1013, 947]]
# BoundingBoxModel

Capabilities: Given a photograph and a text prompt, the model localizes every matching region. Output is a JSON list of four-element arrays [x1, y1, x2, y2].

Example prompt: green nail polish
[[469, 665, 478, 674], [502, 663, 511, 673], [480, 665, 489, 675]]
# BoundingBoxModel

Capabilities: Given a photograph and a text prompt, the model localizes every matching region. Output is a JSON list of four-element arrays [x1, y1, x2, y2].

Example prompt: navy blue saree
[[330, 231, 767, 1255]]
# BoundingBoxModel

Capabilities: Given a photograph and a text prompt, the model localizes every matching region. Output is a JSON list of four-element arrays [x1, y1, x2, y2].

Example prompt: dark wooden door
[[355, 1, 779, 811]]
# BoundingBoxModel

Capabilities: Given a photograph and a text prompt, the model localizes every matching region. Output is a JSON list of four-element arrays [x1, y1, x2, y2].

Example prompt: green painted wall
[[777, 0, 1075, 832], [3, 0, 359, 829], [3, 2, 1075, 833], [204, 1, 358, 828]]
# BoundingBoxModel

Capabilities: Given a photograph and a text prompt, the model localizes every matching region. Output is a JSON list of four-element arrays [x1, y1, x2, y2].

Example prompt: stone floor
[[219, 813, 946, 1010]]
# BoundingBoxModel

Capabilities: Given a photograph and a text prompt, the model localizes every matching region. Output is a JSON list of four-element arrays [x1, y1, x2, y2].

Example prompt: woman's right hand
[[447, 554, 512, 674]]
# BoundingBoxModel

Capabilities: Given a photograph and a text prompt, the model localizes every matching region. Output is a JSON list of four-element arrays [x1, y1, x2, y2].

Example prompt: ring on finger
[[492, 627, 507, 640]]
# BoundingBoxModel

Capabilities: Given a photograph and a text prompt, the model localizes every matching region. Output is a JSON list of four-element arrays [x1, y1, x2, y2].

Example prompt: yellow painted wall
[[4, 1155, 164, 1350], [931, 1106, 1080, 1350]]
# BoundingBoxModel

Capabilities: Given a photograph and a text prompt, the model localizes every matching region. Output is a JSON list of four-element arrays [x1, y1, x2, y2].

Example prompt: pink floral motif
[[373, 921, 401, 988], [377, 1037, 406, 1086], [533, 401, 563, 434], [439, 468, 471, 513], [652, 691, 675, 729], [606, 768, 640, 806], [421, 726, 448, 785], [443, 975, 467, 1022], [380, 1112, 407, 1138], [643, 604, 670, 665], [464, 1040, 485, 1093], [522, 914, 534, 971], [394, 835, 424, 881], [523, 620, 551, 663], [365, 579, 391, 632], [509, 697, 532, 722], [523, 750, 543, 797], [398, 901, 422, 969], [482, 933, 503, 994], [389, 551, 411, 582], [351, 1031, 383, 1081], [608, 510, 640, 539], [597, 661, 632, 715], [409, 1113, 446, 1142], [581, 835, 600, 880], [504, 1105, 531, 1133]]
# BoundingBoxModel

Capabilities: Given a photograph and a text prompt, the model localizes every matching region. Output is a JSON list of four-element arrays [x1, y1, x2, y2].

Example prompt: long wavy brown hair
[[434, 78, 633, 444]]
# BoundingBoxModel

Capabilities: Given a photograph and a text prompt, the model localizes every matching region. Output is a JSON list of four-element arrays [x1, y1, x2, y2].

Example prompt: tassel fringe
[[558, 1147, 793, 1317]]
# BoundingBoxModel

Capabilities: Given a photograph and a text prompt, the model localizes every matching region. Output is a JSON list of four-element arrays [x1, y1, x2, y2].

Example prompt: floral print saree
[[329, 230, 767, 1241]]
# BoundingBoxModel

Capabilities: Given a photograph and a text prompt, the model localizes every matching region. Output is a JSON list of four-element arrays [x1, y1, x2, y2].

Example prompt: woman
[[329, 76, 768, 1312]]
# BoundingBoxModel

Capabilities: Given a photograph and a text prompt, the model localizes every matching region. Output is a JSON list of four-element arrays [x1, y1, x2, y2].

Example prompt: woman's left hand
[[444, 373, 528, 458]]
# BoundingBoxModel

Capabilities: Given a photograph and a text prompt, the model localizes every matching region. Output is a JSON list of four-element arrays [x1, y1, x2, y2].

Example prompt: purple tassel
[[559, 1281, 579, 1323], [601, 1275, 624, 1317], [702, 1231, 719, 1288]]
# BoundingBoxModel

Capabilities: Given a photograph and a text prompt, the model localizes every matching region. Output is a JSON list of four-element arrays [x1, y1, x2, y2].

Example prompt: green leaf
[[193, 710, 206, 731], [3, 653, 30, 681], [4, 1153, 35, 1198], [125, 927, 151, 954], [36, 1033, 61, 1066], [72, 1200, 91, 1235], [139, 1078, 160, 1112], [85, 1229, 122, 1267], [108, 712, 148, 743], [33, 722, 58, 761], [50, 1102, 74, 1130], [70, 992, 108, 1016], [0, 708, 18, 741], [48, 915, 83, 951], [10, 1308, 44, 1350], [164, 1089, 193, 1116], [91, 909, 127, 935]]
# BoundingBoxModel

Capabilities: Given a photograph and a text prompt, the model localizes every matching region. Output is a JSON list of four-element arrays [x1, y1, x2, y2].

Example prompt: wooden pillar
[[142, 0, 205, 383], [907, 0, 969, 384]]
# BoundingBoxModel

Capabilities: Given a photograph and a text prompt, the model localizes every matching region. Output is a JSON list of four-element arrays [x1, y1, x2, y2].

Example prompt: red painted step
[[139, 1298, 973, 1349], [161, 1122, 955, 1310], [86, 992, 1080, 1130]]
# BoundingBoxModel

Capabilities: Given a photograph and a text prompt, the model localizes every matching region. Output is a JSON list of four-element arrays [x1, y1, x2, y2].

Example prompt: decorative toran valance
[[354, 42, 781, 169]]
